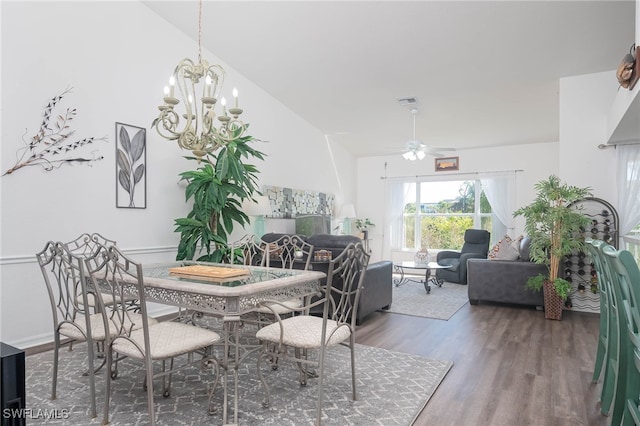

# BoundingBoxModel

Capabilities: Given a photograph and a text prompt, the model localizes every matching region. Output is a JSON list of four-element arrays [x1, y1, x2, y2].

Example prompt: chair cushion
[[437, 257, 460, 272], [255, 315, 351, 349], [77, 292, 137, 308], [59, 313, 157, 341], [254, 298, 302, 314], [112, 322, 220, 360]]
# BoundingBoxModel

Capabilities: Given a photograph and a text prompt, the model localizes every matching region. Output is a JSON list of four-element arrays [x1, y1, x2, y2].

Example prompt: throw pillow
[[488, 235, 520, 261], [519, 236, 532, 261], [510, 235, 524, 256]]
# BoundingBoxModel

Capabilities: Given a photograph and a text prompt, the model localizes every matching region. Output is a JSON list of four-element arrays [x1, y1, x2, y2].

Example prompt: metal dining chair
[[37, 240, 158, 419], [602, 244, 640, 425], [255, 242, 370, 425], [36, 241, 104, 419], [252, 234, 315, 323], [85, 244, 222, 426], [587, 240, 625, 418], [61, 233, 138, 310]]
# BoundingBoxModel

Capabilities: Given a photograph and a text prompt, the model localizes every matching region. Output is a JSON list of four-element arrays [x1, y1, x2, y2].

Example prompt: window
[[401, 180, 491, 250], [616, 144, 640, 262]]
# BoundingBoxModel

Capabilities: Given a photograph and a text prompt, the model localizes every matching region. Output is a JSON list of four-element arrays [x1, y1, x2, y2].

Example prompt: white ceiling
[[144, 1, 636, 158]]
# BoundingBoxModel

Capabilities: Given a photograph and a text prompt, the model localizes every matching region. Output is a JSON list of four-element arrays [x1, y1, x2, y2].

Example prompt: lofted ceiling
[[144, 1, 636, 158]]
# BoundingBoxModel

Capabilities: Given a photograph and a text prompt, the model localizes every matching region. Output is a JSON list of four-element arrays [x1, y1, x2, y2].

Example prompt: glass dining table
[[140, 261, 326, 425]]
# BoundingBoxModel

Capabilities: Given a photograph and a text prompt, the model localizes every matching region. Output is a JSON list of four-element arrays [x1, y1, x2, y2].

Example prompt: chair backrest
[[63, 232, 116, 258], [585, 240, 611, 303], [85, 244, 151, 352], [324, 242, 370, 325], [461, 229, 491, 256], [36, 241, 94, 336], [603, 245, 640, 346], [263, 234, 314, 270], [228, 235, 268, 266]]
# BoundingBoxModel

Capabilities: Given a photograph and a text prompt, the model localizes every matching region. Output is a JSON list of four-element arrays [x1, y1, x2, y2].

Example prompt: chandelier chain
[[197, 0, 203, 63]]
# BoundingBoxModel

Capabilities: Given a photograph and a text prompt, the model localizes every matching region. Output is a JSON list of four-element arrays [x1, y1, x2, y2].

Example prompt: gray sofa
[[467, 236, 546, 307], [261, 233, 393, 324]]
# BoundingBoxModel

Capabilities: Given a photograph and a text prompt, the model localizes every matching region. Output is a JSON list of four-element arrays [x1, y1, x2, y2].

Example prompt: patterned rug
[[384, 277, 469, 320], [23, 331, 452, 425]]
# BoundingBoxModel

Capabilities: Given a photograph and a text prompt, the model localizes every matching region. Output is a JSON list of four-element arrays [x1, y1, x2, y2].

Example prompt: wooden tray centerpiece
[[169, 265, 250, 283]]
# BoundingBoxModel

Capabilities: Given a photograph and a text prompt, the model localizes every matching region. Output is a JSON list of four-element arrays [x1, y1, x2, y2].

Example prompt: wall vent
[[397, 96, 418, 106]]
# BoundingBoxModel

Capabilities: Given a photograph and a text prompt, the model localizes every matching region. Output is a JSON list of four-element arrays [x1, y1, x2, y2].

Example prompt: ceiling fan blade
[[423, 147, 456, 155]]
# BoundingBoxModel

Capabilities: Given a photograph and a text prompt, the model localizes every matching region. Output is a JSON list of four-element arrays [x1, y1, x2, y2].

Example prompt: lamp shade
[[339, 203, 356, 219]]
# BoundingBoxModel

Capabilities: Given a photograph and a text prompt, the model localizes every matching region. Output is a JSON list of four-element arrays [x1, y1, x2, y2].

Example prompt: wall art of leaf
[[117, 126, 145, 208]]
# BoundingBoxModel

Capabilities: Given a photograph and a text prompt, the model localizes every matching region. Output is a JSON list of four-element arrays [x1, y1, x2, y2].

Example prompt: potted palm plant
[[513, 175, 591, 320]]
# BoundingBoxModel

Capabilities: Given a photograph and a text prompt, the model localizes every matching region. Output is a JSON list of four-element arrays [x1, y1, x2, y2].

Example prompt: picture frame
[[115, 122, 146, 209], [435, 156, 459, 172]]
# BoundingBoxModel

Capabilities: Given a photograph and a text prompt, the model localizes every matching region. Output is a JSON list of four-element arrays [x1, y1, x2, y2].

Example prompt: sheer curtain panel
[[617, 144, 640, 237], [480, 172, 516, 242]]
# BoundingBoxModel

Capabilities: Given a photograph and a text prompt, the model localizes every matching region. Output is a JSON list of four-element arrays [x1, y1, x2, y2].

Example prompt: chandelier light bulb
[[205, 75, 212, 97], [233, 87, 239, 108], [221, 97, 227, 116], [169, 75, 176, 97], [163, 86, 170, 96]]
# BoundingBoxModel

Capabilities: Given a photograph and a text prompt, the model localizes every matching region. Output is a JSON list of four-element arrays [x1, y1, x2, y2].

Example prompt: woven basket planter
[[543, 279, 564, 320]]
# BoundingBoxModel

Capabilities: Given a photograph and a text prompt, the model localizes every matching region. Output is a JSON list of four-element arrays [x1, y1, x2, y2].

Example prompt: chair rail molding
[[0, 245, 179, 266]]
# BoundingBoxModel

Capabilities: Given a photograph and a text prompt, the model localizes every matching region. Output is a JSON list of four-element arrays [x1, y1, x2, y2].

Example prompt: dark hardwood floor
[[356, 302, 608, 426]]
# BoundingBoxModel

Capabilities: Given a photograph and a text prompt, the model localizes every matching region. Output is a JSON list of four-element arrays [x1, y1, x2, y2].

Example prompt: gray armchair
[[436, 229, 491, 284]]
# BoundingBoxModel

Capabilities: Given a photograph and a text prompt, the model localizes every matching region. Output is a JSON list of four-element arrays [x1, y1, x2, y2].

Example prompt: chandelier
[[153, 0, 246, 162]]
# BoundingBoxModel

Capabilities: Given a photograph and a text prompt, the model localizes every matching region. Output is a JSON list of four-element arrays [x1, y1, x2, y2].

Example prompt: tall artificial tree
[[174, 128, 265, 262], [513, 175, 591, 319]]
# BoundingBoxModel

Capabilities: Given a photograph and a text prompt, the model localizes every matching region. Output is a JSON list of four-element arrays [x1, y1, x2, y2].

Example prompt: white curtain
[[617, 144, 640, 236], [480, 172, 516, 242], [382, 180, 411, 259]]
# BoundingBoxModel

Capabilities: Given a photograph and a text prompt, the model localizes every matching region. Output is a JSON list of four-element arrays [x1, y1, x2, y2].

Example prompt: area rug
[[383, 278, 469, 320], [24, 340, 452, 425]]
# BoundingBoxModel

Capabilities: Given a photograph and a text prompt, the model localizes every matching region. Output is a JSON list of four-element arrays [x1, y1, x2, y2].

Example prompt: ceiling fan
[[402, 108, 455, 160]]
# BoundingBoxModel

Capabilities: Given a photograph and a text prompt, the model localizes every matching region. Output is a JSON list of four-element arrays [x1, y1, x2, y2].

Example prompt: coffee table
[[393, 261, 451, 294]]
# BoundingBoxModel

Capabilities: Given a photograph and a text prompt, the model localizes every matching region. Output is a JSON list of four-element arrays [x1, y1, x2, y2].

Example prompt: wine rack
[[564, 197, 618, 313]]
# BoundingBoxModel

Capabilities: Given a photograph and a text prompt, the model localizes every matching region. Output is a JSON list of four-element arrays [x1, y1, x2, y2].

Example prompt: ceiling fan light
[[416, 150, 426, 160], [402, 151, 413, 161]]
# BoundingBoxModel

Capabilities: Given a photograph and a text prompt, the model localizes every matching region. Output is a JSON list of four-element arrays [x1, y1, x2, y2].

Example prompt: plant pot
[[543, 279, 564, 320]]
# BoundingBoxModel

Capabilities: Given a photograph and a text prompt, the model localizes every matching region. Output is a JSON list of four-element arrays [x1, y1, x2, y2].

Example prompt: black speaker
[[1, 342, 25, 426]]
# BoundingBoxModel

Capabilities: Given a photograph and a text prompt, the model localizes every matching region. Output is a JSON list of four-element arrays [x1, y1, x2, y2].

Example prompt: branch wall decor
[[116, 123, 146, 209], [2, 87, 107, 176]]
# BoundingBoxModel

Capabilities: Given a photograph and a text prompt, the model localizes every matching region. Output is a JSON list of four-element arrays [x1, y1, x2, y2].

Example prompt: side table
[[393, 261, 452, 294], [1, 342, 26, 426]]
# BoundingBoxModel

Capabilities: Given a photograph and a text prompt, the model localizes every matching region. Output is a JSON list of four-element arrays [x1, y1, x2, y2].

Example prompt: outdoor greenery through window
[[403, 180, 491, 251]]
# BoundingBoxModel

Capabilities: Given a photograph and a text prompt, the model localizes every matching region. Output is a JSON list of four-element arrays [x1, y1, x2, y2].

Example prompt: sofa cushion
[[306, 234, 361, 258]]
